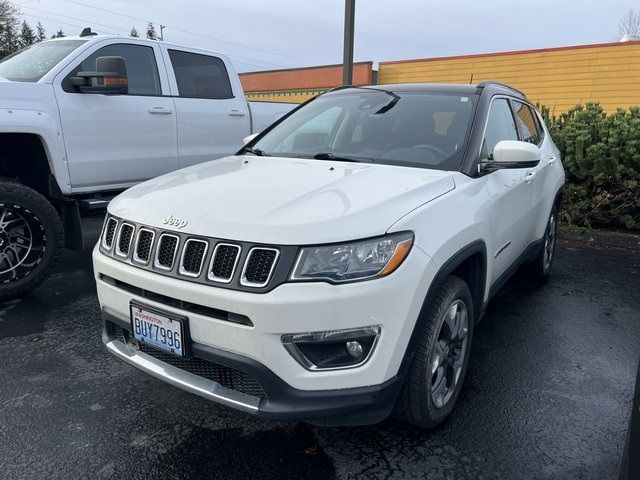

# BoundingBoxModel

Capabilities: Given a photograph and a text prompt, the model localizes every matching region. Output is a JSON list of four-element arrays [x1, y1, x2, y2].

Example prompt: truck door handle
[[228, 109, 246, 117], [148, 107, 173, 115], [548, 155, 556, 165], [525, 170, 537, 183]]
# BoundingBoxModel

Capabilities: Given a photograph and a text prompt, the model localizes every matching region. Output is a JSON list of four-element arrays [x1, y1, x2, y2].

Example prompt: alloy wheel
[[0, 204, 46, 284], [429, 299, 469, 408]]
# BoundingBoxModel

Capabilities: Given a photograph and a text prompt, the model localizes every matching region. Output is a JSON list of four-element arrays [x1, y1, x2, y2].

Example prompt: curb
[[558, 226, 640, 251]]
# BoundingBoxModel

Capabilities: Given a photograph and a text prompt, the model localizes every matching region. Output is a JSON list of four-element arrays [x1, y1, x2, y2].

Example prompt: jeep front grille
[[208, 243, 240, 283], [116, 223, 134, 257], [100, 217, 288, 291], [155, 234, 179, 270], [179, 239, 208, 277], [241, 248, 280, 287]]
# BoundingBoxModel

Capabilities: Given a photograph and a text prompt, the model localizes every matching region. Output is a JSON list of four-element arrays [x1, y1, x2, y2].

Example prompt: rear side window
[[67, 44, 161, 96], [483, 98, 518, 159], [168, 50, 233, 99], [512, 101, 542, 145]]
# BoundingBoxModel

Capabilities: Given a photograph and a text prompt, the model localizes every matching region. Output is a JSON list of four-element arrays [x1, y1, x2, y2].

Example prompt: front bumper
[[94, 243, 437, 423]]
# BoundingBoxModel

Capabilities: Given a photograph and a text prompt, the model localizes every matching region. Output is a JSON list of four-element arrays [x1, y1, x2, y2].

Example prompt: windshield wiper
[[313, 152, 362, 163], [242, 147, 268, 156]]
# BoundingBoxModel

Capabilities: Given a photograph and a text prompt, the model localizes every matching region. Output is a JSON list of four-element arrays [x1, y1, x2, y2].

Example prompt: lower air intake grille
[[210, 244, 240, 282], [113, 326, 266, 398], [156, 235, 179, 270], [103, 218, 118, 249], [242, 248, 278, 287], [181, 239, 207, 276], [117, 224, 134, 256], [134, 229, 154, 263]]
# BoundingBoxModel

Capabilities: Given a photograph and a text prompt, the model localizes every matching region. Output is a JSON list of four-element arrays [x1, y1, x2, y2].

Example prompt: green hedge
[[540, 103, 640, 231]]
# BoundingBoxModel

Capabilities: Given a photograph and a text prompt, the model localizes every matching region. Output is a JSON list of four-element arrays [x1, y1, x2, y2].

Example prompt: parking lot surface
[[0, 217, 638, 480]]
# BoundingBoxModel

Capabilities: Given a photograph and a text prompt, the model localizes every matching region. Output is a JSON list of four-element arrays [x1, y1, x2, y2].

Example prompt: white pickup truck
[[0, 30, 293, 301]]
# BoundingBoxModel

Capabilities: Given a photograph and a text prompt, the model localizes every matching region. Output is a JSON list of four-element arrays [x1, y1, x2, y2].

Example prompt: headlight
[[290, 232, 414, 283]]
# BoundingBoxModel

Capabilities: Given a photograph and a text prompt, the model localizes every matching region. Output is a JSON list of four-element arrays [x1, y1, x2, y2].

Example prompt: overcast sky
[[17, 0, 638, 73]]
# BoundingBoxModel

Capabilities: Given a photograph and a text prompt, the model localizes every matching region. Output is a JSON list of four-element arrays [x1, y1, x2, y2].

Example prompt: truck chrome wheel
[[543, 213, 556, 272], [430, 300, 469, 409], [0, 204, 46, 284]]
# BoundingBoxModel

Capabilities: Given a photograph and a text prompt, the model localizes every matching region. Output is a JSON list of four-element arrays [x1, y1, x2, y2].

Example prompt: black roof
[[332, 82, 526, 100]]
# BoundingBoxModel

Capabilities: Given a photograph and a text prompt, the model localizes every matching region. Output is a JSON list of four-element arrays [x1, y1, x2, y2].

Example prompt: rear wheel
[[528, 205, 558, 283], [0, 181, 64, 302], [395, 276, 474, 429]]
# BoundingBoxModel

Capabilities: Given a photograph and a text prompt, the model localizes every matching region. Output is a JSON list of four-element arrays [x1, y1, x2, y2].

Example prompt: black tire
[[395, 276, 474, 429], [0, 180, 64, 302], [528, 205, 558, 283]]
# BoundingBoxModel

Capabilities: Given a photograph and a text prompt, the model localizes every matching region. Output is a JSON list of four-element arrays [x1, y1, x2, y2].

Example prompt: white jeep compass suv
[[93, 82, 565, 428]]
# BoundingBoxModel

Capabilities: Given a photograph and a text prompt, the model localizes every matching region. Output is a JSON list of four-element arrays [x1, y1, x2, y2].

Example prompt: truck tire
[[395, 276, 474, 429], [0, 180, 64, 302], [528, 205, 558, 283]]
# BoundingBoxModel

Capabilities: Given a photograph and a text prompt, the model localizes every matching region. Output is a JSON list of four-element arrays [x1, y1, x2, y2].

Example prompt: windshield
[[0, 40, 87, 82], [251, 89, 478, 171]]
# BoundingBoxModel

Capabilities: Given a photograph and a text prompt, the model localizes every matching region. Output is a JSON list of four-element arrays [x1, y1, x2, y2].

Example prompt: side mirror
[[70, 56, 128, 95], [243, 133, 258, 145], [480, 140, 540, 172]]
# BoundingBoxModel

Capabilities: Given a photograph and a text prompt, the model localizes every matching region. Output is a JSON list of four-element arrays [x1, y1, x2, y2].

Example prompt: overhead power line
[[58, 0, 317, 64]]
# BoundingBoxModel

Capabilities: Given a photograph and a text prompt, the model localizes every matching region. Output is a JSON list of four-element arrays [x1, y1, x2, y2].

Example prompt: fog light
[[346, 340, 363, 359], [282, 327, 380, 370]]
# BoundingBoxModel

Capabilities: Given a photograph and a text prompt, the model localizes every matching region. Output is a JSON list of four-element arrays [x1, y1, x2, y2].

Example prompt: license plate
[[130, 304, 185, 357]]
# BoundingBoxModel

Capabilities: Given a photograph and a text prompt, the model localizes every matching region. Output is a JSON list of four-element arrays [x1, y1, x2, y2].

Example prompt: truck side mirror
[[70, 56, 129, 95]]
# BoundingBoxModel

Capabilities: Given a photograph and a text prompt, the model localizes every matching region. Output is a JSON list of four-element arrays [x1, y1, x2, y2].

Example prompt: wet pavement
[[0, 216, 638, 480]]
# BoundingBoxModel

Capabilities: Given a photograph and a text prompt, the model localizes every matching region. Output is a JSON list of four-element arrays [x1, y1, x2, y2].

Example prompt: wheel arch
[[399, 240, 488, 373]]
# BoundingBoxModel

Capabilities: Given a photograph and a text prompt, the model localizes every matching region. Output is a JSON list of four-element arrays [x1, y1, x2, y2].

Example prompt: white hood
[[109, 156, 455, 245]]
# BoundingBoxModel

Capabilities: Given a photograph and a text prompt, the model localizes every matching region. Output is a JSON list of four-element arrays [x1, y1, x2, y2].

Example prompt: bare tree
[[619, 9, 640, 38]]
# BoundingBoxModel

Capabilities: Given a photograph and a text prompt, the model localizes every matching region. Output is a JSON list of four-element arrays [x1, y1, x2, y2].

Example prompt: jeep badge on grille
[[162, 215, 188, 229]]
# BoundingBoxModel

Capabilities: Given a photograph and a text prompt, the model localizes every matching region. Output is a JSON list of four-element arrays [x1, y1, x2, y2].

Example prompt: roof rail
[[477, 80, 525, 98]]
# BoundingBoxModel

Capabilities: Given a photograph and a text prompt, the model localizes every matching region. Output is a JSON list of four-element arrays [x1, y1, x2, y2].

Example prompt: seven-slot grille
[[115, 223, 134, 257], [241, 248, 280, 287], [101, 217, 281, 289], [133, 229, 154, 264], [179, 239, 208, 277], [208, 243, 240, 283]]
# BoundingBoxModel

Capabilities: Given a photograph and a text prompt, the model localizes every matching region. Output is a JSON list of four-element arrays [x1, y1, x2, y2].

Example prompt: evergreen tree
[[129, 26, 139, 38], [18, 20, 35, 48], [0, 0, 19, 58], [145, 21, 157, 40], [50, 29, 65, 39], [36, 21, 46, 42]]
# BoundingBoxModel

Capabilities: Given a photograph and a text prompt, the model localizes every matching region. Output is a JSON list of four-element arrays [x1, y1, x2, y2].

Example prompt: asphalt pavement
[[0, 216, 638, 480]]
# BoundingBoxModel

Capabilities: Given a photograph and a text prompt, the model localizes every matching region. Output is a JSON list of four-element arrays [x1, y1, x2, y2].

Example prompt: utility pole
[[342, 0, 355, 86], [159, 25, 165, 41]]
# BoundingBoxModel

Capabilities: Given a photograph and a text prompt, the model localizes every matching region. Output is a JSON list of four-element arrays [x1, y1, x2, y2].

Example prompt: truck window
[[0, 40, 86, 82], [168, 50, 233, 100], [64, 44, 161, 96]]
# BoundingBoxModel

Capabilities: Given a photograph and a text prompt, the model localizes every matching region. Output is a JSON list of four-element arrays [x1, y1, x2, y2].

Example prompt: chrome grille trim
[[208, 243, 241, 284], [101, 217, 118, 252], [132, 228, 155, 265], [240, 247, 280, 288], [115, 223, 135, 258], [178, 239, 209, 278], [154, 233, 180, 271]]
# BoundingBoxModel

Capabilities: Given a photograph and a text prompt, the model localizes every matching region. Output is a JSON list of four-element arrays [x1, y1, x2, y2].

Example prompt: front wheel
[[0, 181, 64, 302], [395, 276, 474, 429]]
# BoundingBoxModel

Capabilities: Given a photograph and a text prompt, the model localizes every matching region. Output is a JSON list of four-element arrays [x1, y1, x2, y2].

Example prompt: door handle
[[548, 155, 556, 166], [525, 170, 537, 183], [228, 109, 246, 117], [148, 107, 173, 115]]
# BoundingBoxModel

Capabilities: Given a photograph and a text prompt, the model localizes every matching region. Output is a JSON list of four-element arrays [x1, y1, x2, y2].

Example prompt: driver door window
[[483, 98, 518, 159]]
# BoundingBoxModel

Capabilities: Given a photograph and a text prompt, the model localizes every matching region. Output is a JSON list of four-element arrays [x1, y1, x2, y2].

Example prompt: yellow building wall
[[245, 88, 326, 104], [378, 42, 640, 113]]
